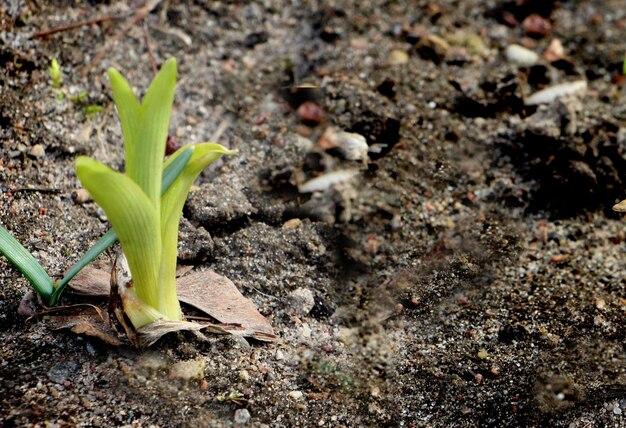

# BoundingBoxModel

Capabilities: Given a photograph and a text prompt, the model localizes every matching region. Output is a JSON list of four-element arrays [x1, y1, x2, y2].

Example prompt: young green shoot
[[76, 58, 235, 328], [0, 146, 194, 307], [49, 58, 62, 89]]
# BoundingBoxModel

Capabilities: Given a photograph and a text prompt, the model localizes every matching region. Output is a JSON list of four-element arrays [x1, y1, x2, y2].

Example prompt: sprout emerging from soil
[[48, 58, 62, 89], [76, 58, 235, 328]]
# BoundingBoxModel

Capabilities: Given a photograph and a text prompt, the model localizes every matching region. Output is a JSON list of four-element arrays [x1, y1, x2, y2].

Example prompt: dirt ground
[[1, 1, 625, 427]]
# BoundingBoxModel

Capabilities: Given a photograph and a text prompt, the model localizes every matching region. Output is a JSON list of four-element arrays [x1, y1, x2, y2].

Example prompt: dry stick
[[31, 11, 133, 39], [142, 20, 158, 74], [80, 0, 163, 78]]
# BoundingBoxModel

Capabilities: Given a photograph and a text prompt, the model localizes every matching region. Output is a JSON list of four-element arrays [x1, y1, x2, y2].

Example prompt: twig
[[210, 115, 233, 144], [142, 20, 158, 74], [9, 187, 62, 194], [31, 11, 133, 39]]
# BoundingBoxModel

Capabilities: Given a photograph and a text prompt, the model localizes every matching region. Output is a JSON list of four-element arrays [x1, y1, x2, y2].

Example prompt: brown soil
[[1, 1, 624, 427]]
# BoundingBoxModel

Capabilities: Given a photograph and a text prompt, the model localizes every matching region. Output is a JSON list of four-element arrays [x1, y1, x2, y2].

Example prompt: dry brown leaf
[[176, 264, 194, 278], [69, 266, 110, 296], [68, 266, 277, 342], [176, 270, 276, 341], [46, 314, 122, 346], [18, 291, 38, 317], [137, 319, 228, 347]]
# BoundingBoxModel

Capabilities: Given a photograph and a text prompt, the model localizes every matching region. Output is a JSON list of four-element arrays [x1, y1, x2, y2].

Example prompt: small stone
[[234, 408, 251, 424], [282, 218, 302, 230], [29, 144, 45, 158], [288, 390, 304, 400], [287, 288, 315, 315], [319, 128, 369, 161], [370, 385, 380, 397], [239, 370, 250, 382], [297, 101, 324, 125], [595, 299, 606, 310], [72, 188, 92, 204], [275, 350, 286, 361], [168, 359, 206, 381], [505, 44, 539, 66], [387, 49, 409, 65], [522, 14, 551, 38], [544, 38, 564, 62], [525, 81, 587, 105], [477, 350, 488, 360], [614, 405, 622, 415]]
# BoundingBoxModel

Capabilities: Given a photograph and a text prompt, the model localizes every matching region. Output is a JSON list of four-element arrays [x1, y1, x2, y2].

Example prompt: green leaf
[[157, 143, 236, 318], [0, 225, 54, 302], [49, 228, 117, 306], [108, 68, 140, 168], [132, 58, 177, 206], [50, 146, 196, 306], [76, 156, 162, 311]]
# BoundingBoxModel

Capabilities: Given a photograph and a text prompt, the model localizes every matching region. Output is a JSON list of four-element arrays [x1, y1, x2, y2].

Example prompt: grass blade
[[0, 225, 54, 303]]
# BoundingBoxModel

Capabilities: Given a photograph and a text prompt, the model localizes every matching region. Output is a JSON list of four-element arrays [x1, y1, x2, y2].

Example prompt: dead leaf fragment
[[177, 270, 276, 341], [68, 266, 277, 342], [47, 314, 122, 346], [69, 266, 110, 296]]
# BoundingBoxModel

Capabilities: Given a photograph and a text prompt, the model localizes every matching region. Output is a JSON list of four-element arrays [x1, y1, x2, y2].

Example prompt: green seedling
[[0, 147, 194, 306], [69, 91, 88, 103], [76, 58, 235, 328], [83, 104, 104, 118], [49, 58, 62, 89]]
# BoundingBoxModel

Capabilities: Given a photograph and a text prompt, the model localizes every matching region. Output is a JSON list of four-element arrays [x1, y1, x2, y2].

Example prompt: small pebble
[[523, 14, 551, 38], [525, 81, 587, 105], [234, 408, 251, 424], [72, 188, 92, 204], [299, 170, 358, 193], [29, 144, 45, 158], [544, 38, 564, 62], [288, 390, 304, 400], [282, 218, 302, 230], [505, 44, 539, 66], [239, 370, 250, 382], [297, 101, 324, 125], [287, 288, 315, 315], [387, 50, 409, 65], [477, 350, 488, 360]]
